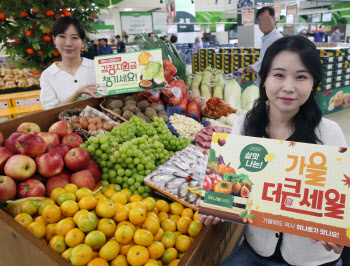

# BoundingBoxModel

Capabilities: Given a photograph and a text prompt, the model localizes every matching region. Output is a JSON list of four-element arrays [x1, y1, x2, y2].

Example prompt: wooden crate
[[0, 98, 244, 265]]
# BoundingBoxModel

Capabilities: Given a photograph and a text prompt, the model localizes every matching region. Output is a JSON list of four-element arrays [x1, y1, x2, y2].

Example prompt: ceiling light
[[124, 8, 133, 11]]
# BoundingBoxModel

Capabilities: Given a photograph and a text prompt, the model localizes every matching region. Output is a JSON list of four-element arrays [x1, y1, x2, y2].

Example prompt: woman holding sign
[[200, 36, 347, 265], [40, 17, 101, 110]]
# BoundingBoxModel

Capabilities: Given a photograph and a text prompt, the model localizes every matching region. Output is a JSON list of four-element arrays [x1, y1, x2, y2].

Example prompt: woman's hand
[[76, 84, 103, 98], [311, 239, 344, 254], [195, 199, 225, 226]]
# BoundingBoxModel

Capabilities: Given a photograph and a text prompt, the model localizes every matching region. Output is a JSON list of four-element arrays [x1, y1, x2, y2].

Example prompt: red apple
[[0, 175, 17, 202], [15, 134, 46, 158], [17, 179, 46, 198], [69, 170, 95, 190], [209, 174, 222, 191], [46, 176, 69, 197], [49, 121, 73, 138], [203, 176, 212, 191], [4, 132, 25, 153], [37, 132, 60, 145], [64, 148, 90, 172], [35, 152, 64, 178], [56, 168, 71, 181], [17, 122, 41, 134], [46, 143, 70, 158], [0, 147, 15, 174], [0, 131, 3, 146], [61, 133, 83, 149], [87, 161, 101, 183], [4, 154, 36, 181]]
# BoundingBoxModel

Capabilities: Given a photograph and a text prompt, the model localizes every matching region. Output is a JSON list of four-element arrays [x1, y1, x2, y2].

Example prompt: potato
[[79, 117, 88, 129], [137, 100, 150, 112], [159, 115, 168, 123], [103, 122, 113, 131], [112, 108, 122, 116], [122, 110, 134, 120], [136, 112, 151, 123], [110, 100, 123, 109], [157, 110, 167, 116], [123, 105, 140, 113], [88, 124, 97, 131], [71, 117, 79, 123], [145, 107, 157, 120], [150, 103, 160, 112], [125, 100, 137, 106], [125, 95, 138, 102], [96, 123, 103, 130]]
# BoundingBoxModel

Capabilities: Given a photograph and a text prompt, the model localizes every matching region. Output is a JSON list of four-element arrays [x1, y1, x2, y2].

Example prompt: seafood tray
[[144, 145, 208, 211]]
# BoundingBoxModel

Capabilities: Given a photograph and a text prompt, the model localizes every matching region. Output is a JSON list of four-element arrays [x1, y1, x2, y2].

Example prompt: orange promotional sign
[[199, 134, 350, 246]]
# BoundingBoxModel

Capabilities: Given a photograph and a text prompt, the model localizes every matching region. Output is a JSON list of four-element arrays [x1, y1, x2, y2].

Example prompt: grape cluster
[[80, 116, 191, 197]]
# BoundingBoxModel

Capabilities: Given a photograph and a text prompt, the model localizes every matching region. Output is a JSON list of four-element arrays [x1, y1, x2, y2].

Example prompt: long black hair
[[243, 35, 323, 144]]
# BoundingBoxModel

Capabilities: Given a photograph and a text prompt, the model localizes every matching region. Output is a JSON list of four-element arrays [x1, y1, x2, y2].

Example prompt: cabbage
[[241, 85, 259, 111], [154, 69, 165, 85], [226, 113, 238, 126], [224, 79, 241, 109], [143, 61, 161, 80]]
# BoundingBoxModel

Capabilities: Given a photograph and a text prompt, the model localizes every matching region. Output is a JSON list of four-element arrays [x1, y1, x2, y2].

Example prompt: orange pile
[[14, 184, 203, 266]]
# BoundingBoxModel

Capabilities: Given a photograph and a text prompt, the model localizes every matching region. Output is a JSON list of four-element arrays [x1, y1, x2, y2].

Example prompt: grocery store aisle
[[324, 109, 350, 146]]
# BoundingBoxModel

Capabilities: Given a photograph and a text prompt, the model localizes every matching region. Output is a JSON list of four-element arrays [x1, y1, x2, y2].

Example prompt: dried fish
[[150, 174, 176, 183], [178, 182, 189, 198], [185, 193, 199, 203], [165, 178, 186, 189], [187, 180, 199, 188]]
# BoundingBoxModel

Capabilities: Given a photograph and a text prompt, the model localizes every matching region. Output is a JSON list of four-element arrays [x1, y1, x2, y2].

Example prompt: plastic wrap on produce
[[144, 144, 208, 210]]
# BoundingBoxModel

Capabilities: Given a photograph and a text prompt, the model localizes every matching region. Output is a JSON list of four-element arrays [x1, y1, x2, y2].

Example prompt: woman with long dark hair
[[201, 36, 347, 265], [40, 17, 101, 110]]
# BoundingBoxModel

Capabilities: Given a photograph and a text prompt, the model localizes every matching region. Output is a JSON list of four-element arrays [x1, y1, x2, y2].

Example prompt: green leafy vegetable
[[223, 173, 254, 190], [208, 148, 219, 164], [239, 210, 248, 218], [144, 61, 161, 80]]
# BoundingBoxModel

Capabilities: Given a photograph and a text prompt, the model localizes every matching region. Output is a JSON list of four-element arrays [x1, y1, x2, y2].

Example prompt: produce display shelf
[[0, 85, 40, 95], [0, 97, 245, 266]]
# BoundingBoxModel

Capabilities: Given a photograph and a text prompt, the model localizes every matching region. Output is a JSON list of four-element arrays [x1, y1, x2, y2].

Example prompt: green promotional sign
[[238, 143, 268, 172], [204, 191, 234, 208]]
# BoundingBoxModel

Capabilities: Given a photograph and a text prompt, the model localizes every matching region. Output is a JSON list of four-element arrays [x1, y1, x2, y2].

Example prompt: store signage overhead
[[199, 134, 350, 246], [94, 49, 165, 96], [120, 12, 153, 35], [173, 0, 195, 32]]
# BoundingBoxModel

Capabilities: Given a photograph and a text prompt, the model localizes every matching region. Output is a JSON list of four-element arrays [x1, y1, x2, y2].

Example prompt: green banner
[[120, 12, 152, 17], [204, 191, 234, 208]]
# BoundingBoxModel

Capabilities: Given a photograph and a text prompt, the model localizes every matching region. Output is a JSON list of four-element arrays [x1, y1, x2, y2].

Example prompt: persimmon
[[33, 70, 40, 75], [92, 14, 97, 18], [64, 11, 72, 17], [62, 8, 68, 12], [15, 39, 21, 43], [25, 30, 32, 37], [31, 7, 39, 13], [0, 12, 7, 20], [43, 35, 51, 42], [46, 10, 54, 16], [214, 181, 233, 195], [38, 51, 43, 56], [45, 28, 50, 34], [53, 50, 60, 57], [21, 11, 29, 17], [26, 48, 34, 54]]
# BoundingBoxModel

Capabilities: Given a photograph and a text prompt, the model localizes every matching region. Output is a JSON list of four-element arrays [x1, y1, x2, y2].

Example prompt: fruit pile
[[81, 116, 191, 196], [0, 121, 100, 201], [15, 186, 203, 266]]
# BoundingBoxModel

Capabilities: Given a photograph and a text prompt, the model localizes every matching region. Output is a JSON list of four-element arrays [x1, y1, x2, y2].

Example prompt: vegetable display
[[241, 84, 259, 111], [224, 79, 242, 109], [203, 97, 236, 118], [169, 114, 204, 141]]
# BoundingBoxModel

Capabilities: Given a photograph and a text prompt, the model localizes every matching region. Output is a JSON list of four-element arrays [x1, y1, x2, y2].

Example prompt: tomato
[[0, 12, 7, 20], [53, 50, 60, 57], [38, 51, 43, 56], [62, 8, 68, 12], [46, 10, 54, 16], [45, 28, 50, 34], [203, 176, 212, 191], [64, 11, 72, 17], [208, 174, 222, 191], [25, 31, 32, 37]]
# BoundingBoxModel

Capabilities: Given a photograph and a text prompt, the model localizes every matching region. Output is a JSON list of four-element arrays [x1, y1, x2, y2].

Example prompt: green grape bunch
[[80, 115, 191, 197]]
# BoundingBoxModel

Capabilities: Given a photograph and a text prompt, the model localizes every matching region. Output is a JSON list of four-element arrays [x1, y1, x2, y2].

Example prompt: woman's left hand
[[311, 239, 344, 254], [79, 84, 103, 98]]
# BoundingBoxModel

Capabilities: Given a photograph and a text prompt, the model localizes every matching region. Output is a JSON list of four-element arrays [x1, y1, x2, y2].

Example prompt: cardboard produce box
[[0, 97, 243, 266]]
